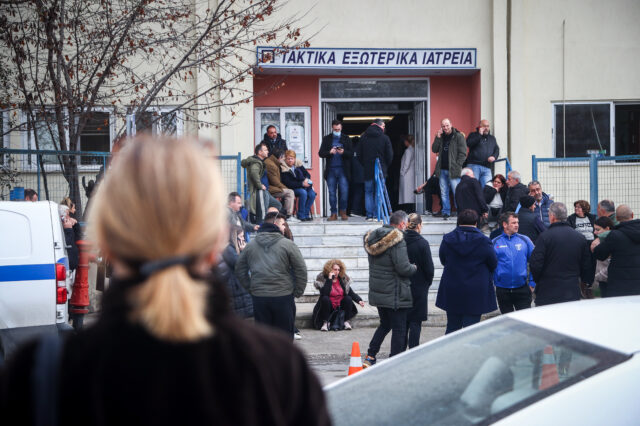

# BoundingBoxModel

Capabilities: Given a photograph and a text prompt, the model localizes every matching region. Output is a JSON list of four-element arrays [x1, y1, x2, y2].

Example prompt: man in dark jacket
[[262, 125, 287, 157], [466, 119, 499, 186], [236, 212, 307, 338], [517, 195, 546, 243], [530, 203, 594, 305], [519, 180, 553, 226], [436, 209, 497, 334], [592, 204, 640, 296], [454, 168, 488, 219], [356, 119, 393, 221], [432, 118, 467, 219], [503, 170, 529, 213], [362, 211, 417, 367], [319, 120, 353, 221]]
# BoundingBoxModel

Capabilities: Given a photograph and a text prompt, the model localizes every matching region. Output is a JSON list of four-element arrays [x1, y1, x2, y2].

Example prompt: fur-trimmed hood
[[363, 225, 404, 256]]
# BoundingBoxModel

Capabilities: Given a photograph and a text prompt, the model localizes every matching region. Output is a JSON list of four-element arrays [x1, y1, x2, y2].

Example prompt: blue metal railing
[[374, 158, 392, 224], [532, 154, 640, 215], [494, 157, 512, 174], [1, 148, 243, 201]]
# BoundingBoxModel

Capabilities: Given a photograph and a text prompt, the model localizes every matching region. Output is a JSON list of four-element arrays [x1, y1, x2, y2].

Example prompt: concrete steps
[[287, 216, 454, 304], [294, 301, 500, 329]]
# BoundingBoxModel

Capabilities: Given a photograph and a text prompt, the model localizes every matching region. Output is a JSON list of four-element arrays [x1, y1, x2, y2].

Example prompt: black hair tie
[[138, 255, 193, 279]]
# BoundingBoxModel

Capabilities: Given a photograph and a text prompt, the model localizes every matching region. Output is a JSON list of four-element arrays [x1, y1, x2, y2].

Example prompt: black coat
[[404, 230, 434, 322], [483, 185, 506, 205], [311, 275, 362, 329], [436, 226, 497, 315], [530, 222, 594, 305], [281, 163, 311, 190], [262, 132, 287, 157], [356, 125, 393, 180], [455, 175, 488, 215], [221, 245, 254, 318], [466, 131, 500, 168], [319, 133, 353, 180], [593, 219, 640, 296], [0, 277, 329, 426], [63, 228, 79, 271], [518, 208, 546, 244], [503, 182, 528, 213], [567, 213, 596, 233]]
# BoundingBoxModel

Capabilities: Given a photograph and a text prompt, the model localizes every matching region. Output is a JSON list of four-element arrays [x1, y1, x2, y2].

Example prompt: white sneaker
[[294, 332, 302, 340], [288, 216, 301, 223], [320, 322, 329, 332], [344, 321, 352, 330]]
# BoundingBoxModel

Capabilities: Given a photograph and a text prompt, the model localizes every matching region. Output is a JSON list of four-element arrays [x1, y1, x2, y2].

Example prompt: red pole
[[70, 240, 90, 316]]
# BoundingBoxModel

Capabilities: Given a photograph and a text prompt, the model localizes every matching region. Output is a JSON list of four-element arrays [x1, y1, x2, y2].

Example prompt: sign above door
[[256, 47, 476, 74]]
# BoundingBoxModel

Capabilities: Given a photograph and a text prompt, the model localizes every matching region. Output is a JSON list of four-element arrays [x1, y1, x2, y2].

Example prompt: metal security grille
[[1, 148, 243, 214], [532, 155, 640, 215]]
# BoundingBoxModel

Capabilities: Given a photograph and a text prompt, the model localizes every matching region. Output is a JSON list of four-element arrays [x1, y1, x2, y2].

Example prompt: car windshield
[[326, 318, 629, 426]]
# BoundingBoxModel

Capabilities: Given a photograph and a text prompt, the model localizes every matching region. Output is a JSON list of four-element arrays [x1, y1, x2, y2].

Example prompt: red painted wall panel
[[254, 73, 481, 214]]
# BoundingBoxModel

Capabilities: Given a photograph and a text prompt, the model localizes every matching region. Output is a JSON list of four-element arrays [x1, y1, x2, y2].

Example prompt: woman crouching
[[312, 259, 365, 331]]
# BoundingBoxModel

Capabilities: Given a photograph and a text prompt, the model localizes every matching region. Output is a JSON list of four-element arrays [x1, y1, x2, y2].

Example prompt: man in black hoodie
[[592, 204, 640, 297], [356, 119, 393, 221], [262, 125, 287, 157]]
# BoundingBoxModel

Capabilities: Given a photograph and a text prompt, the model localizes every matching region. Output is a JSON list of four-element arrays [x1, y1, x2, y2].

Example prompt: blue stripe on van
[[0, 264, 56, 282]]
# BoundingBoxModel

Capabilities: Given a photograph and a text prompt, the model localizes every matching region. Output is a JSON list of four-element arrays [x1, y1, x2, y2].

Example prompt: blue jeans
[[439, 170, 460, 215], [468, 164, 492, 187], [364, 179, 377, 218], [293, 187, 316, 219], [326, 168, 349, 214]]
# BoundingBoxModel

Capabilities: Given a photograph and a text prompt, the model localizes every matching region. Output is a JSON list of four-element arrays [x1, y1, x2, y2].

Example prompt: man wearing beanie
[[517, 195, 546, 244]]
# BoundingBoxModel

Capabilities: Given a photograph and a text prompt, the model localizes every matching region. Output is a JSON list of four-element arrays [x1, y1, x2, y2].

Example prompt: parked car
[[325, 297, 640, 425], [0, 201, 73, 362]]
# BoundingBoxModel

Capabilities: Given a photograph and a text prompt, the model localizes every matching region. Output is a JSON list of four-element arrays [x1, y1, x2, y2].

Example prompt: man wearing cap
[[492, 212, 536, 313], [517, 195, 547, 244]]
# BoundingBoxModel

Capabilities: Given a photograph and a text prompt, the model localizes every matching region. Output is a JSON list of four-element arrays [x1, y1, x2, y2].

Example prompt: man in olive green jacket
[[241, 143, 281, 224], [432, 118, 468, 219], [236, 212, 307, 338], [362, 211, 417, 367]]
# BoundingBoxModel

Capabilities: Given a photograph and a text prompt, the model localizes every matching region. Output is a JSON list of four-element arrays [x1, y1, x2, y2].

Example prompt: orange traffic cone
[[348, 342, 363, 376], [539, 345, 559, 390]]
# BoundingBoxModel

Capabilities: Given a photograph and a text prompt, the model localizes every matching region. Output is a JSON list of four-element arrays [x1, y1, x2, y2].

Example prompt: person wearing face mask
[[319, 119, 353, 221]]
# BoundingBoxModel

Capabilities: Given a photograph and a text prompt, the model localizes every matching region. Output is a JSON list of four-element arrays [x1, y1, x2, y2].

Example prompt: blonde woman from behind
[[0, 136, 330, 426]]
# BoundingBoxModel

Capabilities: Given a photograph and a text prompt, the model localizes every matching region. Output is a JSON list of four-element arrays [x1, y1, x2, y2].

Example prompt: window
[[553, 102, 640, 157], [325, 318, 629, 426], [24, 110, 114, 168], [80, 112, 111, 165], [133, 109, 181, 136], [254, 107, 311, 168], [553, 103, 611, 157]]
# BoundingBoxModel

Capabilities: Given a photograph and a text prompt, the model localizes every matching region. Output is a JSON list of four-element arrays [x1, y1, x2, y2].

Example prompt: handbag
[[328, 306, 345, 331]]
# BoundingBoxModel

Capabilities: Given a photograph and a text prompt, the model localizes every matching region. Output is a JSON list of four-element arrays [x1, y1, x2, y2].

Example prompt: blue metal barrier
[[494, 157, 512, 174], [1, 148, 243, 203], [532, 154, 640, 215], [374, 158, 392, 224]]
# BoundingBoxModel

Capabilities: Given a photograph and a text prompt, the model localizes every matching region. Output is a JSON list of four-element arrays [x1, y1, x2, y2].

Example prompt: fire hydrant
[[69, 240, 91, 330]]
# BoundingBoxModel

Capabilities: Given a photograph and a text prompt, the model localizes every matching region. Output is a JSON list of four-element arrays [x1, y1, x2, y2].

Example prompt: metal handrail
[[374, 158, 392, 225]]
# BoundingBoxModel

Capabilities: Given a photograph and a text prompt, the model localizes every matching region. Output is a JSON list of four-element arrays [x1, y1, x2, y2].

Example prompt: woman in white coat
[[398, 135, 416, 212]]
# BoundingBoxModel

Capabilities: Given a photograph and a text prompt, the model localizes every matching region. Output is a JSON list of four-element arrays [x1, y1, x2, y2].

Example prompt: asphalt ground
[[294, 324, 446, 386]]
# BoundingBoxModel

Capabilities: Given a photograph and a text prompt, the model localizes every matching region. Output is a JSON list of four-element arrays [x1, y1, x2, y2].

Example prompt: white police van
[[0, 201, 73, 361]]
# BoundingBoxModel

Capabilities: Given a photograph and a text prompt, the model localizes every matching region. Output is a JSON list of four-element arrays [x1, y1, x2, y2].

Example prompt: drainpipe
[[506, 0, 512, 161]]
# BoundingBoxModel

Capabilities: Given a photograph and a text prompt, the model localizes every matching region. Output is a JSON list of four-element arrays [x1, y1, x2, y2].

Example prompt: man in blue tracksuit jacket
[[492, 212, 536, 313]]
